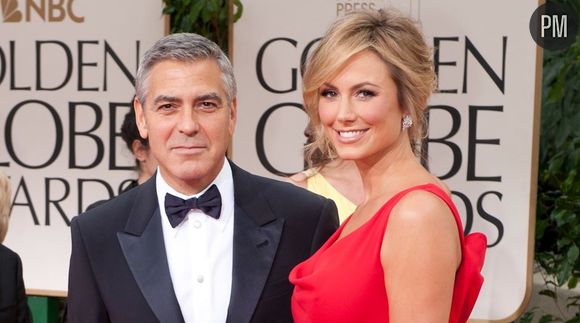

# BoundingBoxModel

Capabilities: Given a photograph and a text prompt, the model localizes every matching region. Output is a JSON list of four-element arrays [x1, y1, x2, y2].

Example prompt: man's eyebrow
[[195, 92, 223, 104], [152, 95, 181, 106]]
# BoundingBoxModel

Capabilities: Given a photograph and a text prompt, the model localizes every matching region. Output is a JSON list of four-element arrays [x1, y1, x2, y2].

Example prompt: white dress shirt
[[156, 158, 234, 323]]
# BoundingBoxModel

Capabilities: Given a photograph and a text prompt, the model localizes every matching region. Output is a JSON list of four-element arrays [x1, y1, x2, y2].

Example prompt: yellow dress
[[303, 169, 356, 223]]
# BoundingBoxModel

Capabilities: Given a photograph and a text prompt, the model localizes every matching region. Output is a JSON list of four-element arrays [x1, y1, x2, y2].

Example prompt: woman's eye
[[320, 89, 337, 98], [356, 90, 376, 98]]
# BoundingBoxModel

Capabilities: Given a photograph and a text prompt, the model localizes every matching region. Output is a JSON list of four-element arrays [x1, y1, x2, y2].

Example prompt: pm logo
[[529, 2, 578, 51], [1, 0, 84, 23]]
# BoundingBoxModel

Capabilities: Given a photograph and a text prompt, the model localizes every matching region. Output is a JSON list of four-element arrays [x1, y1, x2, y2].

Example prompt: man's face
[[134, 59, 236, 194]]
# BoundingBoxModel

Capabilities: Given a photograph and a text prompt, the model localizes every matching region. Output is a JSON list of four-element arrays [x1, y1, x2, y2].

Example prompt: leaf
[[543, 58, 564, 85], [163, 6, 176, 14], [552, 209, 570, 226], [567, 245, 579, 265], [233, 0, 243, 22], [206, 0, 218, 14], [548, 156, 565, 172], [562, 169, 577, 191], [555, 120, 572, 148], [564, 315, 580, 323], [539, 288, 558, 299], [187, 0, 205, 28], [519, 310, 536, 323], [567, 294, 580, 308], [557, 261, 573, 286], [536, 218, 549, 239], [218, 5, 227, 22], [539, 314, 558, 323], [547, 75, 565, 103], [558, 237, 572, 249]]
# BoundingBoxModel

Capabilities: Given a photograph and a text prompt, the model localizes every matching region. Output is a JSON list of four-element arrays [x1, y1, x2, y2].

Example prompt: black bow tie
[[164, 184, 222, 228]]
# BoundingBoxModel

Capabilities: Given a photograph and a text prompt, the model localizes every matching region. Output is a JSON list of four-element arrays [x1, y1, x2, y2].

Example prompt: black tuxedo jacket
[[0, 244, 32, 323], [67, 162, 338, 323]]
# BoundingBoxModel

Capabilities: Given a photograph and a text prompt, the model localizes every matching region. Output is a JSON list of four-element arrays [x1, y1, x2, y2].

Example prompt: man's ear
[[134, 97, 149, 139]]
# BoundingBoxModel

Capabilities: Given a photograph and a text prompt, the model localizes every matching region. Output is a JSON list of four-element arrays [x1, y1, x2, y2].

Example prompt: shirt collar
[[156, 157, 234, 231]]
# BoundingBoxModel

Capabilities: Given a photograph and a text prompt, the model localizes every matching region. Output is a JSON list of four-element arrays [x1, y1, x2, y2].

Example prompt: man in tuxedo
[[67, 33, 339, 323]]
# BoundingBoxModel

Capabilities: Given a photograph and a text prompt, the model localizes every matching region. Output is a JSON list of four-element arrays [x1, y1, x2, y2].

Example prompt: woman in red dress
[[289, 9, 487, 323]]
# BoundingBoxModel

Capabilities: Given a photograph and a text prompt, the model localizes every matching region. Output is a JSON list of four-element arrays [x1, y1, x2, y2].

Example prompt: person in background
[[119, 105, 158, 191], [288, 123, 363, 223], [85, 106, 159, 212], [289, 9, 486, 323], [0, 170, 32, 323], [67, 32, 338, 323]]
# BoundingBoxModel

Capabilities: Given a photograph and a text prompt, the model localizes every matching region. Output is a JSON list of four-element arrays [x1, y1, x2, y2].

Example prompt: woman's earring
[[402, 115, 413, 130]]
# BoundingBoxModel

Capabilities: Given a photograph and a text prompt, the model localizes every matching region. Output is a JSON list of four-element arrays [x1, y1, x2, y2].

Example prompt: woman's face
[[317, 50, 405, 163]]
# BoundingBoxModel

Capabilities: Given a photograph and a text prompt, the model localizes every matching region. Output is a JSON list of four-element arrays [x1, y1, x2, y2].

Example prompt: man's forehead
[[150, 58, 219, 72], [146, 61, 226, 91]]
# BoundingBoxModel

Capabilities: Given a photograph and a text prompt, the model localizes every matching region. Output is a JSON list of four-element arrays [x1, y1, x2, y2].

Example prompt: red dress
[[289, 183, 486, 323]]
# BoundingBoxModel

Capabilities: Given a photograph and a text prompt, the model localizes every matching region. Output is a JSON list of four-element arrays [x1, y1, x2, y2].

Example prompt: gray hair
[[135, 33, 237, 106]]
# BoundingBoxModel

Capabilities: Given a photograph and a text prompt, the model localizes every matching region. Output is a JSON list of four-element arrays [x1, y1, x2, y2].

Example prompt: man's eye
[[198, 102, 218, 110], [159, 103, 174, 110]]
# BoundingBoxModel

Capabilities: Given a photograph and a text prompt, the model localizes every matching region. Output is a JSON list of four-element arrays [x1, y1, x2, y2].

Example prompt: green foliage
[[526, 0, 580, 321], [536, 25, 580, 288], [162, 0, 243, 55], [520, 308, 558, 323]]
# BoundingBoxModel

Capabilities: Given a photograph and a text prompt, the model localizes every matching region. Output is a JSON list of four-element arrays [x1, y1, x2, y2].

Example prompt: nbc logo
[[2, 0, 21, 22], [1, 0, 84, 23]]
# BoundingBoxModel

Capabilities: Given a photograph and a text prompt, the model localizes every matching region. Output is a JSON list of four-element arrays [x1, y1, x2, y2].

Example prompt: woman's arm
[[380, 190, 461, 322]]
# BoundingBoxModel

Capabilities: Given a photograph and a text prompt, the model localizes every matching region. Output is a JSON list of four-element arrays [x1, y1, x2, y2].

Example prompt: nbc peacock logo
[[1, 0, 84, 23], [2, 0, 22, 22]]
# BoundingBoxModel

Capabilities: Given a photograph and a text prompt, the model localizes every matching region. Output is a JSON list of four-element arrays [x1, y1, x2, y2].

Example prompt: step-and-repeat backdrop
[[0, 0, 165, 295], [2, 0, 541, 320], [232, 0, 541, 322]]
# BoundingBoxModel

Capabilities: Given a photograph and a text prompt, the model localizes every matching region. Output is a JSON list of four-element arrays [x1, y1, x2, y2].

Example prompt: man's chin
[[177, 164, 220, 181]]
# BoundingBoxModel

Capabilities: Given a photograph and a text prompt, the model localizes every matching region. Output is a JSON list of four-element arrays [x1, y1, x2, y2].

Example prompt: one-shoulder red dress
[[289, 183, 486, 323]]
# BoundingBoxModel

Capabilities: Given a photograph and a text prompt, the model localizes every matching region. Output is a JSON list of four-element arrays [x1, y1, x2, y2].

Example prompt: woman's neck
[[356, 140, 420, 203]]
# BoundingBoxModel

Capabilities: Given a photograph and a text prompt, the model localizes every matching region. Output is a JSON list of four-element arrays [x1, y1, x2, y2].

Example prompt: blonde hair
[[0, 170, 11, 243], [303, 9, 435, 165]]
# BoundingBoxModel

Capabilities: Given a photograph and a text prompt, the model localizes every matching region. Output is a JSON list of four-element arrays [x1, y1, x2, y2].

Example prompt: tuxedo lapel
[[226, 163, 285, 323], [226, 205, 284, 323], [117, 178, 184, 323]]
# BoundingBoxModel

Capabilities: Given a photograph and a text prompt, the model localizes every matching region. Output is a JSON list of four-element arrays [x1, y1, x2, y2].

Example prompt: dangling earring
[[401, 115, 413, 130]]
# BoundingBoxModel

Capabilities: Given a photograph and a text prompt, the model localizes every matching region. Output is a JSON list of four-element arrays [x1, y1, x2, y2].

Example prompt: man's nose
[[177, 108, 200, 135]]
